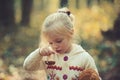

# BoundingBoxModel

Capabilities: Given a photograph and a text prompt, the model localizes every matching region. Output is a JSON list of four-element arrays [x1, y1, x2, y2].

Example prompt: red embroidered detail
[[47, 65, 62, 70], [70, 66, 74, 70], [69, 66, 84, 71]]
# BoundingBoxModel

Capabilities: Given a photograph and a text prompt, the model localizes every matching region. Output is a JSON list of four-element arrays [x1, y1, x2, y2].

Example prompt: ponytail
[[57, 7, 75, 26]]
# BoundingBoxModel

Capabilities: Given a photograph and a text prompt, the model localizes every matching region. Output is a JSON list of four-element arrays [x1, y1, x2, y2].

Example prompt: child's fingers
[[43, 48, 50, 56], [47, 49, 55, 55], [40, 47, 54, 56], [50, 50, 55, 54], [40, 48, 48, 56]]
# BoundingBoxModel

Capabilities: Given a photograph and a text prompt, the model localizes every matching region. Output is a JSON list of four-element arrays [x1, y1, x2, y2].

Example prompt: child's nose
[[53, 43, 59, 49]]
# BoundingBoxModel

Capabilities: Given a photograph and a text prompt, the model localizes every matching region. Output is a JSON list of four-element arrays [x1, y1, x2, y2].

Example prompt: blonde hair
[[39, 7, 75, 47]]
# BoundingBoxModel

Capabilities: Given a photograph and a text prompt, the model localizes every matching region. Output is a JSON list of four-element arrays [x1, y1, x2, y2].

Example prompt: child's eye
[[56, 40, 62, 43]]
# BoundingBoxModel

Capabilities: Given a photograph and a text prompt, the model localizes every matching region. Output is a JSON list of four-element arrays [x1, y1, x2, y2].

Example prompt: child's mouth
[[56, 50, 62, 53]]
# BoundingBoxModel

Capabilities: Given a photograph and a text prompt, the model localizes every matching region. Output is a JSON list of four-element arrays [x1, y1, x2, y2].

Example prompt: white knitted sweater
[[23, 44, 98, 80]]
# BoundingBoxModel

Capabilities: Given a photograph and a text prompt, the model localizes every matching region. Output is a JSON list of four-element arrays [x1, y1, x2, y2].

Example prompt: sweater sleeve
[[23, 48, 45, 71], [85, 52, 102, 80], [84, 52, 98, 73]]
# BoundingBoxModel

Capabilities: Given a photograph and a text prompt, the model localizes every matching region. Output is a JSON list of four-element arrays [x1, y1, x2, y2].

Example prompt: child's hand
[[39, 47, 55, 56]]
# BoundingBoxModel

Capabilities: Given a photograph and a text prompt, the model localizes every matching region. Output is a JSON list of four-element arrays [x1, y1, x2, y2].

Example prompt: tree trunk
[[60, 0, 68, 7], [101, 0, 120, 41], [20, 0, 33, 26], [87, 0, 100, 8], [0, 0, 15, 38], [76, 0, 80, 9]]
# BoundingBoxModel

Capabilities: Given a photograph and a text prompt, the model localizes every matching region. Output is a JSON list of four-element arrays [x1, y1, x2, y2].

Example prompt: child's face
[[46, 33, 72, 54]]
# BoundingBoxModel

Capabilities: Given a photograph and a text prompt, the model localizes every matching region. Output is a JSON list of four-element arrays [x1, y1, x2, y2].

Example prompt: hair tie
[[66, 11, 70, 16]]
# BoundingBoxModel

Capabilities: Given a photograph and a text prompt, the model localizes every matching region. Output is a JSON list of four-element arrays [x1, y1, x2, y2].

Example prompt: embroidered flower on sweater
[[49, 71, 56, 80]]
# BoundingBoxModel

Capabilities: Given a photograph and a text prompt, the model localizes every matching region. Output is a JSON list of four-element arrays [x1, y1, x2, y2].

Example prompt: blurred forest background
[[0, 0, 120, 80]]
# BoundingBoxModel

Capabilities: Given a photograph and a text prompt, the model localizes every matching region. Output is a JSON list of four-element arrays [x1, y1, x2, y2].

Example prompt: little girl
[[23, 7, 100, 80]]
